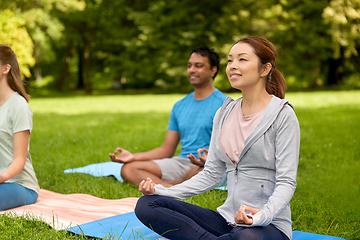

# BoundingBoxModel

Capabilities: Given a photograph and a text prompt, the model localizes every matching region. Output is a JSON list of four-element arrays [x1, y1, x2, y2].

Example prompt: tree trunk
[[76, 47, 85, 90], [83, 40, 92, 94], [327, 58, 341, 85], [56, 44, 74, 91]]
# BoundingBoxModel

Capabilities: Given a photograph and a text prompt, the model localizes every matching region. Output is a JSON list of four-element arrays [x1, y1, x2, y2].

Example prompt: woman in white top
[[0, 44, 39, 211], [135, 36, 300, 240]]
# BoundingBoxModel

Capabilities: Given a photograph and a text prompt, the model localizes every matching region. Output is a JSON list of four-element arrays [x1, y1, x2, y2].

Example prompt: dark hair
[[190, 46, 221, 79], [0, 44, 30, 102], [235, 36, 286, 99]]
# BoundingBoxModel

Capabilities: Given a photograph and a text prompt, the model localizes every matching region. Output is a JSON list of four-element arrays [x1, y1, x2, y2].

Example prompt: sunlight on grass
[[29, 90, 360, 115], [229, 90, 360, 109], [30, 94, 185, 115], [285, 90, 360, 109]]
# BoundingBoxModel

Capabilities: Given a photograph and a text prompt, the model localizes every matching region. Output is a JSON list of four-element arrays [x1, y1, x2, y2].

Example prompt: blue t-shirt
[[168, 88, 227, 158]]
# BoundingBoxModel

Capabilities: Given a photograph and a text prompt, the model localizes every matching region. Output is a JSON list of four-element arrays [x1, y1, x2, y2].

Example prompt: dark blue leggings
[[135, 195, 289, 240], [0, 182, 38, 211]]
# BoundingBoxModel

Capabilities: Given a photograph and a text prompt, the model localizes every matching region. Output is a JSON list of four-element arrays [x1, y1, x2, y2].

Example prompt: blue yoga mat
[[64, 211, 345, 240], [65, 211, 162, 239], [64, 162, 123, 182], [293, 231, 345, 240], [64, 161, 227, 190]]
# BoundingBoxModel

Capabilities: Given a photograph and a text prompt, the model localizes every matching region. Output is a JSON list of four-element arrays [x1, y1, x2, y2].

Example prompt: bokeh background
[[1, 0, 360, 94]]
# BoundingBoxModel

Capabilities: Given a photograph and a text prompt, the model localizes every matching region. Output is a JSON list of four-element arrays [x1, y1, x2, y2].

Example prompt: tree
[[2, 0, 86, 90], [3, 0, 360, 92], [323, 0, 360, 85], [0, 9, 35, 79], [109, 0, 233, 91]]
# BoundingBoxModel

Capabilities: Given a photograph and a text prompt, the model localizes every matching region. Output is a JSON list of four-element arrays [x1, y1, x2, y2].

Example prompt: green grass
[[1, 90, 359, 239]]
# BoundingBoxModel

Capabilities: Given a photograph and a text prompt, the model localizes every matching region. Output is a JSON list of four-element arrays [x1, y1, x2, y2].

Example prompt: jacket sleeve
[[154, 108, 227, 199], [252, 105, 300, 226]]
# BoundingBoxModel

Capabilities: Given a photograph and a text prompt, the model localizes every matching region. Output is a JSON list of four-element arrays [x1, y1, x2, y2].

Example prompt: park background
[[1, 0, 360, 239]]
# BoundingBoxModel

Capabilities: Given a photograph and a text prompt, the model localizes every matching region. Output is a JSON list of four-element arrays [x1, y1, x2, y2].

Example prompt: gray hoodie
[[154, 95, 300, 240]]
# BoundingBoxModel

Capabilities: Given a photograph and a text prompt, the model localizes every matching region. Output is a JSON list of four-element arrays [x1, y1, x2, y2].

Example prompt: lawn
[[0, 90, 359, 239]]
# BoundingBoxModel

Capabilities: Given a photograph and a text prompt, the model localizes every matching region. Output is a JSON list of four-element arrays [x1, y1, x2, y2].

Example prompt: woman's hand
[[234, 205, 260, 225], [139, 178, 156, 195]]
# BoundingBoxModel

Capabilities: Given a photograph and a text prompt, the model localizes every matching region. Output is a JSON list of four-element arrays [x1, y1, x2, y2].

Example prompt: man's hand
[[234, 205, 260, 225], [109, 147, 135, 163], [139, 178, 156, 195], [187, 148, 208, 167]]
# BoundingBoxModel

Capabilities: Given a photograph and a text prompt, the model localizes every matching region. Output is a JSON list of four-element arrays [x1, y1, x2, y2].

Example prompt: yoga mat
[[66, 224, 346, 240], [64, 161, 123, 182], [0, 189, 138, 230], [66, 219, 346, 240], [293, 231, 346, 240], [64, 161, 228, 190], [66, 211, 162, 239], [1, 190, 345, 239]]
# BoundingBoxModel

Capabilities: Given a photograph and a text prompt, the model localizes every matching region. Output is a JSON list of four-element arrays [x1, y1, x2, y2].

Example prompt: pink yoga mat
[[0, 189, 138, 230]]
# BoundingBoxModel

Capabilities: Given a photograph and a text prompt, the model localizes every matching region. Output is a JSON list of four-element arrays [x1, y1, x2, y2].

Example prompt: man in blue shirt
[[109, 47, 227, 186]]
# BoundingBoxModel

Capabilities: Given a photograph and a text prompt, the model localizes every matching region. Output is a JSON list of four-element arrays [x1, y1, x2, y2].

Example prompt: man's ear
[[260, 63, 272, 78], [211, 66, 217, 78]]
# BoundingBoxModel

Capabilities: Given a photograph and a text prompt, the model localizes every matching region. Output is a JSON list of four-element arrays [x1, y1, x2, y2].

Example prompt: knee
[[120, 162, 136, 181], [135, 195, 156, 222], [135, 195, 166, 213], [135, 195, 148, 213], [231, 227, 265, 240]]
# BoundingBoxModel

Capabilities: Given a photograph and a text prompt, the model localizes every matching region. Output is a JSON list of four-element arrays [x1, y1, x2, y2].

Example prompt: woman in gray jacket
[[135, 36, 300, 240]]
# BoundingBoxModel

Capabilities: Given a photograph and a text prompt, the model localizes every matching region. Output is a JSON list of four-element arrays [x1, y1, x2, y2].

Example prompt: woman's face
[[226, 42, 264, 91]]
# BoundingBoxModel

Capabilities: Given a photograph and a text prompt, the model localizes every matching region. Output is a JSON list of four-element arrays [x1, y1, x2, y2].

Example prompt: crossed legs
[[121, 157, 198, 187], [120, 160, 169, 186], [0, 183, 38, 211], [135, 195, 290, 240]]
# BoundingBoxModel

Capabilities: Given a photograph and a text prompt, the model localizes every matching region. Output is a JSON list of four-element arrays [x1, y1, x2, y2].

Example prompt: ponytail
[[266, 68, 286, 99]]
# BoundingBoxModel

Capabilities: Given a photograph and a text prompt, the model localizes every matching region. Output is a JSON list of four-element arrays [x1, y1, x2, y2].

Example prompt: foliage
[[1, 0, 360, 92], [322, 0, 360, 86], [0, 0, 86, 91], [0, 9, 35, 78], [263, 0, 331, 87], [117, 0, 233, 91], [323, 0, 360, 59], [3, 0, 85, 65]]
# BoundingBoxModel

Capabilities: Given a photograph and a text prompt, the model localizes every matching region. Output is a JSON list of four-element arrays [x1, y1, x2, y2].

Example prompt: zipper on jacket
[[235, 167, 238, 183]]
